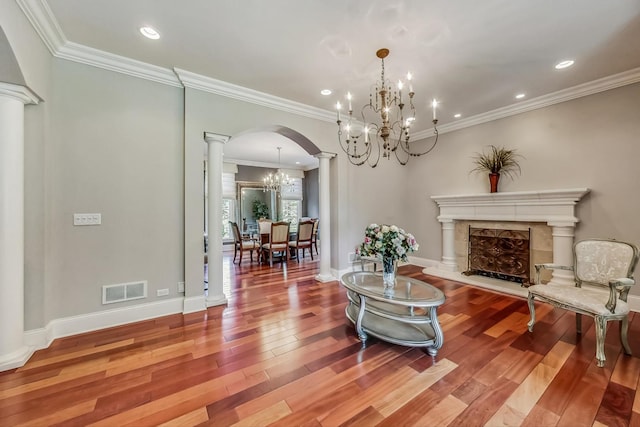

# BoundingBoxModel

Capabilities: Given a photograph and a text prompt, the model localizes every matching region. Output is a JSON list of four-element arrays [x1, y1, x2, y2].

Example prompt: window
[[280, 199, 301, 232], [222, 198, 234, 239], [280, 176, 303, 232]]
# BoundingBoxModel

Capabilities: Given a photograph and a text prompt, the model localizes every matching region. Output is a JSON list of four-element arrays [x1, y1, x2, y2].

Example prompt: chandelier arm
[[335, 48, 440, 167], [397, 126, 439, 157]]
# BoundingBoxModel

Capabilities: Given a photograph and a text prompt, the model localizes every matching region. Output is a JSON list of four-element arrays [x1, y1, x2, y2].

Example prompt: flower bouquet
[[357, 224, 419, 290]]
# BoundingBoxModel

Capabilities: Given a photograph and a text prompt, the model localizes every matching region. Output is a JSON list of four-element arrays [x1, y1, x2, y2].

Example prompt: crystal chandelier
[[263, 147, 293, 192], [336, 48, 439, 167]]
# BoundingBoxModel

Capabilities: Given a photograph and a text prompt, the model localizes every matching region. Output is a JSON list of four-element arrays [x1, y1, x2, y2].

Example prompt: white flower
[[381, 225, 389, 233], [390, 225, 398, 232]]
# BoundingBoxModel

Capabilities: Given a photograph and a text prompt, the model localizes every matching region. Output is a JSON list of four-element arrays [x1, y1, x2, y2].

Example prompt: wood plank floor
[[2, 254, 640, 426]]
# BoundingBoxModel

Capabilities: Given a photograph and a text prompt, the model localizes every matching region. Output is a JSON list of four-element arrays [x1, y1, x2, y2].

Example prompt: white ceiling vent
[[102, 281, 147, 305]]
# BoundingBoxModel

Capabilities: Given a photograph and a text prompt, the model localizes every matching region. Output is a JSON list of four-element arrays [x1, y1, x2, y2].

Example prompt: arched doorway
[[194, 126, 335, 312]]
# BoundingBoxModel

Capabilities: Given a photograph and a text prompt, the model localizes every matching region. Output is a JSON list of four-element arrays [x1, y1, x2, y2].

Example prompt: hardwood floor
[[2, 254, 640, 426]]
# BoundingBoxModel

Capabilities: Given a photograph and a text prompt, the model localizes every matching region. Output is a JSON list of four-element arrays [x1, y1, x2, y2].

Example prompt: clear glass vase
[[382, 256, 397, 296]]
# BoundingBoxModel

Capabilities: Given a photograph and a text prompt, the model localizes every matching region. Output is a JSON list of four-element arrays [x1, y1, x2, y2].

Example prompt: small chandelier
[[336, 48, 439, 167], [263, 147, 293, 193]]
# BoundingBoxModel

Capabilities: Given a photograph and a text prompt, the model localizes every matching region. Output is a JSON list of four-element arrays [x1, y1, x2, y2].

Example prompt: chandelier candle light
[[263, 147, 293, 193], [336, 48, 440, 167]]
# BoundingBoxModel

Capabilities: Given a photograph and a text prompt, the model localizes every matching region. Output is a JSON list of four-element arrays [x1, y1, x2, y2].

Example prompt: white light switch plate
[[73, 213, 102, 226]]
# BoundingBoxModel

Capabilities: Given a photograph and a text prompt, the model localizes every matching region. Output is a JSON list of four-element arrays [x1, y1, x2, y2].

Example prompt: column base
[[183, 295, 207, 313], [206, 294, 228, 307], [547, 270, 576, 287], [0, 344, 33, 372], [440, 259, 458, 272], [315, 273, 336, 283]]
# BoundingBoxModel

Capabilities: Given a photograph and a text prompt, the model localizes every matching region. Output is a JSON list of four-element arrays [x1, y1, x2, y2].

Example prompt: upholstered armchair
[[527, 238, 639, 367]]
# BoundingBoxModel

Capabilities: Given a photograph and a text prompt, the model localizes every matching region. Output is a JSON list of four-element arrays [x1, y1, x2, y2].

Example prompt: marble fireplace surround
[[427, 188, 590, 297]]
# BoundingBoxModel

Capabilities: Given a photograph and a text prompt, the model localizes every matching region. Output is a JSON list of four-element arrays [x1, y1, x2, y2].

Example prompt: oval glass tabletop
[[341, 271, 445, 307]]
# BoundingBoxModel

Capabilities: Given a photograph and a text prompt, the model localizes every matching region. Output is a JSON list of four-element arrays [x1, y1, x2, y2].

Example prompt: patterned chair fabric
[[527, 238, 639, 367], [262, 221, 290, 267]]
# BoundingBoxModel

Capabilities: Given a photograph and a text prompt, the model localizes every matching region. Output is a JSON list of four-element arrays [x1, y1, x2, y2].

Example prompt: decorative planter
[[489, 172, 500, 193]]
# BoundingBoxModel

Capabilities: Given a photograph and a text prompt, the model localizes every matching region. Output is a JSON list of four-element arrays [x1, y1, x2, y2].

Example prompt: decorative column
[[547, 223, 578, 286], [315, 152, 336, 282], [439, 219, 457, 271], [204, 132, 228, 307], [0, 83, 39, 370]]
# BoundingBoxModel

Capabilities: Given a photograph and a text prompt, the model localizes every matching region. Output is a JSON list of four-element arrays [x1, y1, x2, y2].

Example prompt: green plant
[[471, 145, 522, 179], [252, 200, 269, 219]]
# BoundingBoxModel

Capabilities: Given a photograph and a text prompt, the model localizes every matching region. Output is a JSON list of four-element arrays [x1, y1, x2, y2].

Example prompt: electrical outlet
[[157, 289, 169, 297], [178, 282, 185, 293], [73, 213, 102, 226]]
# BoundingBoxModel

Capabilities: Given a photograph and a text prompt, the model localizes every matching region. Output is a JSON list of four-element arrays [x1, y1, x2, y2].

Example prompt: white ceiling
[[41, 0, 640, 169]]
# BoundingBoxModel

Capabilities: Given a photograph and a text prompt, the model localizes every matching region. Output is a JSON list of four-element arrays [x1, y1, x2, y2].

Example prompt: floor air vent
[[102, 281, 147, 304]]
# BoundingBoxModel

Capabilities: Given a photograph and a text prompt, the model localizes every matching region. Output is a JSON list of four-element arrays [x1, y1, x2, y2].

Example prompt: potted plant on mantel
[[471, 145, 522, 193]]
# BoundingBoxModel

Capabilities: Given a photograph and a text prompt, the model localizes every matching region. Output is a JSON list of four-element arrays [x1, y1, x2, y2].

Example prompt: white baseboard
[[423, 266, 640, 313], [17, 297, 186, 371], [184, 295, 207, 313]]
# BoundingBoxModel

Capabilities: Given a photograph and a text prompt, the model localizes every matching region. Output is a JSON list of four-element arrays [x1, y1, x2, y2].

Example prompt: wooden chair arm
[[534, 264, 574, 285], [606, 277, 636, 312]]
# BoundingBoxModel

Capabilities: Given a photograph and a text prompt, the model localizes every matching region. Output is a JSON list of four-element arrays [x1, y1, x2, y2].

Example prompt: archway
[[199, 126, 335, 311]]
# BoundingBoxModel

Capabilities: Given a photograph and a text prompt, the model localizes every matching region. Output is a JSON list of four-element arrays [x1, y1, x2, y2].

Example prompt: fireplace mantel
[[431, 188, 590, 226], [431, 188, 590, 287]]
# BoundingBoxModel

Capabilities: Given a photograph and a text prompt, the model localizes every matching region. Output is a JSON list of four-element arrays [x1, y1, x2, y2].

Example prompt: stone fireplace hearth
[[428, 189, 590, 296]]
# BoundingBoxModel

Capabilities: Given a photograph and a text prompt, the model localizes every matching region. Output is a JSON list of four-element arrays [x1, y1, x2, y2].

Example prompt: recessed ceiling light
[[454, 113, 461, 118], [320, 89, 332, 96], [515, 93, 526, 99], [295, 161, 301, 165], [555, 60, 575, 69], [139, 26, 160, 40]]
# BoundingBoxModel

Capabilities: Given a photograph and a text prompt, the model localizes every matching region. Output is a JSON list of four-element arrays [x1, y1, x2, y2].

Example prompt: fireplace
[[464, 227, 531, 284], [431, 188, 590, 289]]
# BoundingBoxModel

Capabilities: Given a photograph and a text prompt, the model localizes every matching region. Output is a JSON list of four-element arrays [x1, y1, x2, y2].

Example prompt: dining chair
[[290, 220, 314, 260], [230, 221, 260, 264], [256, 218, 272, 263], [527, 238, 639, 367], [311, 219, 319, 256], [261, 221, 290, 267]]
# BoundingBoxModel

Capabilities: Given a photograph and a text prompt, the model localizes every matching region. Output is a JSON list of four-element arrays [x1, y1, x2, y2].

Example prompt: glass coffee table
[[341, 271, 446, 356]]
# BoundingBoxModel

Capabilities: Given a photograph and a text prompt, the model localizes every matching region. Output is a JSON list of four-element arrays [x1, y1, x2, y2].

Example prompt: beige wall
[[406, 83, 640, 292], [43, 59, 184, 321]]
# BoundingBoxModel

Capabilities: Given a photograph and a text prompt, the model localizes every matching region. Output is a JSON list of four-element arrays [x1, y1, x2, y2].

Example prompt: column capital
[[0, 82, 40, 105], [314, 151, 336, 160], [203, 132, 229, 145]]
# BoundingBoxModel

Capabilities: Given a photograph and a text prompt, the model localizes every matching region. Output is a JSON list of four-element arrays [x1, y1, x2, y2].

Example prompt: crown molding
[[57, 42, 182, 87], [15, 0, 66, 55], [174, 68, 335, 123], [412, 66, 640, 141], [16, 0, 640, 134], [223, 157, 313, 171]]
